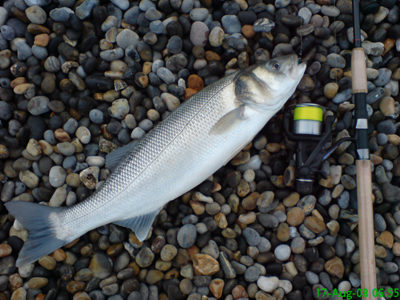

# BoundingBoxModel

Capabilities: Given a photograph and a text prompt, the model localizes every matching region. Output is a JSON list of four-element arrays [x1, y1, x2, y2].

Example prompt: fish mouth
[[287, 55, 306, 80]]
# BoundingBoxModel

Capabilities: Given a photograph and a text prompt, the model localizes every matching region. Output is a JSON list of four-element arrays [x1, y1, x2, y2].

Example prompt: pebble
[[190, 22, 209, 46], [26, 5, 47, 24], [0, 0, 397, 298], [257, 276, 279, 293], [253, 18, 275, 32], [177, 224, 197, 248], [274, 244, 291, 261]]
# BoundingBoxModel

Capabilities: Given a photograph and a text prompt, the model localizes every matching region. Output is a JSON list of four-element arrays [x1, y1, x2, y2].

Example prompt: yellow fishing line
[[294, 106, 323, 121]]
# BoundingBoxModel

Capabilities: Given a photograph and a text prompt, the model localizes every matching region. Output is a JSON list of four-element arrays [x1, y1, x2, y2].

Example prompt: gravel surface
[[0, 0, 399, 299]]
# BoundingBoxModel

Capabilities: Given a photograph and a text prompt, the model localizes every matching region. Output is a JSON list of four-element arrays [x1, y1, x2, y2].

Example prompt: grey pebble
[[32, 45, 48, 60], [189, 8, 209, 21], [49, 166, 67, 188], [17, 43, 32, 61], [327, 53, 346, 68], [374, 68, 392, 87], [150, 21, 164, 34], [253, 18, 275, 32], [221, 15, 241, 34], [64, 118, 79, 134], [145, 7, 162, 21], [49, 7, 74, 21], [100, 48, 124, 61], [1, 25, 15, 41], [242, 227, 261, 246], [76, 0, 100, 20], [177, 224, 197, 248], [63, 156, 77, 169], [156, 67, 175, 84], [57, 142, 76, 156], [28, 96, 50, 116]]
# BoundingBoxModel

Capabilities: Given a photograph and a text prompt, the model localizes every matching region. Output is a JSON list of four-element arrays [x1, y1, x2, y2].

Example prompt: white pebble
[[18, 263, 35, 278], [196, 222, 208, 234], [274, 244, 291, 261], [338, 281, 352, 292], [278, 280, 293, 294], [243, 169, 255, 182], [345, 238, 355, 253], [257, 276, 279, 293]]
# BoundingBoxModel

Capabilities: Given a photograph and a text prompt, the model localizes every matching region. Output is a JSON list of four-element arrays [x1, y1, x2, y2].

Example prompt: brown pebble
[[242, 25, 256, 38], [237, 179, 250, 197], [277, 223, 290, 242], [14, 83, 34, 95], [9, 274, 23, 292], [28, 278, 49, 289], [376, 231, 394, 248], [81, 244, 94, 256], [0, 244, 12, 258], [10, 77, 27, 88], [28, 24, 51, 35], [231, 151, 250, 166], [283, 192, 300, 207], [382, 38, 395, 56], [11, 287, 26, 300], [34, 34, 50, 46], [324, 256, 344, 279], [259, 149, 271, 164], [38, 255, 57, 270], [190, 200, 205, 215], [36, 294, 46, 300], [304, 216, 326, 233], [232, 285, 248, 300], [54, 129, 71, 142], [215, 212, 228, 228], [205, 51, 221, 61], [266, 143, 281, 152], [193, 254, 220, 275], [73, 292, 91, 300], [242, 192, 259, 210], [67, 281, 86, 294], [393, 242, 400, 256], [287, 207, 305, 226], [185, 88, 198, 99], [187, 74, 204, 91]]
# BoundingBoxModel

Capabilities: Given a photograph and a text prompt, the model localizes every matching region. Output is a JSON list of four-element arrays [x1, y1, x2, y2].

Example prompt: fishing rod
[[283, 0, 377, 297], [351, 0, 377, 298]]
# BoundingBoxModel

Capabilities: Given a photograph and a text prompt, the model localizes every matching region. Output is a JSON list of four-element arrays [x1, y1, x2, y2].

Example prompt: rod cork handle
[[352, 48, 368, 94], [356, 160, 377, 300]]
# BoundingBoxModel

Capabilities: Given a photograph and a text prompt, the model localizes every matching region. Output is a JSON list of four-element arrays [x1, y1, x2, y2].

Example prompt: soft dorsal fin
[[105, 140, 140, 171], [113, 207, 162, 241]]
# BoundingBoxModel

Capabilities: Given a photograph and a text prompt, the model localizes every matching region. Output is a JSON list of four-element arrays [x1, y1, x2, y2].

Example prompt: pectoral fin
[[113, 207, 162, 241], [209, 106, 247, 135], [106, 140, 140, 171]]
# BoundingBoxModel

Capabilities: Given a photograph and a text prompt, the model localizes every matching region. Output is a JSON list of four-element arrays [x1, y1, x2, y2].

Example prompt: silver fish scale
[[62, 74, 237, 229]]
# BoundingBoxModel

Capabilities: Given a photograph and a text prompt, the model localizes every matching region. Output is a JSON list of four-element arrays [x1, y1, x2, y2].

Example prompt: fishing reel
[[283, 103, 354, 195]]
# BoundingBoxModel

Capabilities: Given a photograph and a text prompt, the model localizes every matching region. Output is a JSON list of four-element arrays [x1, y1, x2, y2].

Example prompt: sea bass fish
[[6, 54, 306, 267]]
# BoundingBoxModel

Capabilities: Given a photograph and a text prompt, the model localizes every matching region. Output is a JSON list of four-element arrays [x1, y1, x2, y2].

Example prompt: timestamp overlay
[[316, 287, 399, 299]]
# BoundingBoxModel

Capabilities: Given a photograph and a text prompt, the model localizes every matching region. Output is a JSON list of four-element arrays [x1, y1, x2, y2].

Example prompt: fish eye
[[272, 62, 279, 69]]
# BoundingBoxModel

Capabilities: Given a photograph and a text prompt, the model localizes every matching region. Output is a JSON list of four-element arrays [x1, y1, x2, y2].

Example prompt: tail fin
[[5, 201, 67, 267]]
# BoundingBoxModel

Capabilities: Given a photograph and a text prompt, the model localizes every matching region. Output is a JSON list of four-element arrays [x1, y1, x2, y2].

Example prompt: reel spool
[[284, 103, 354, 195], [293, 103, 324, 136]]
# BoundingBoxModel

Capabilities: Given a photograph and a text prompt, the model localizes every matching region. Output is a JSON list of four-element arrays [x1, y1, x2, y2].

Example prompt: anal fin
[[106, 140, 140, 171], [113, 207, 162, 241]]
